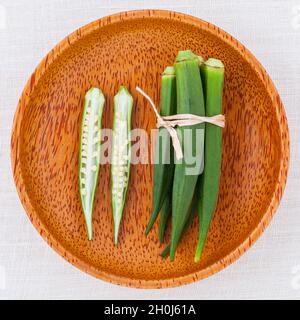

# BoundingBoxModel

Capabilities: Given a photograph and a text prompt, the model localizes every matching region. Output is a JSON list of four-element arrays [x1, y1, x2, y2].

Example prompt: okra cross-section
[[79, 88, 105, 240], [111, 86, 133, 245]]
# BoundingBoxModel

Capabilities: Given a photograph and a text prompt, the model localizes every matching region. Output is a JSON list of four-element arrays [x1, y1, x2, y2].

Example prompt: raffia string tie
[[136, 86, 225, 160]]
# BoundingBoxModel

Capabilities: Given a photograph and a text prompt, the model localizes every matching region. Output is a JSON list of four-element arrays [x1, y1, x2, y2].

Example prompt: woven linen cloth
[[0, 0, 299, 299]]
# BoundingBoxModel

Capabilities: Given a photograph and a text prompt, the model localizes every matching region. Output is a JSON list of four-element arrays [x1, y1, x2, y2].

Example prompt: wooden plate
[[11, 10, 289, 288]]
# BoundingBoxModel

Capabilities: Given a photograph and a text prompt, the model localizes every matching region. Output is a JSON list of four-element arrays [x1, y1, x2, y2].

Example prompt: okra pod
[[158, 191, 171, 243], [194, 58, 224, 262], [161, 179, 200, 257], [160, 242, 171, 258], [111, 86, 133, 245], [79, 87, 105, 240], [161, 210, 197, 258], [170, 50, 205, 261], [146, 66, 177, 235]]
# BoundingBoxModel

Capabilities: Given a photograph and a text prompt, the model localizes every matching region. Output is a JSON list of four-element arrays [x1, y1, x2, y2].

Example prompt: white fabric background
[[0, 0, 299, 300]]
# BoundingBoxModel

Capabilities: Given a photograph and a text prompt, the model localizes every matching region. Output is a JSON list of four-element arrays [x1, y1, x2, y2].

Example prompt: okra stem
[[111, 86, 133, 245], [79, 88, 105, 240], [194, 58, 224, 262]]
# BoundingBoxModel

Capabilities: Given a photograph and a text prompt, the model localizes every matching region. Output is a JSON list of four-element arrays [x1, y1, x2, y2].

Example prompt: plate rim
[[10, 9, 290, 288]]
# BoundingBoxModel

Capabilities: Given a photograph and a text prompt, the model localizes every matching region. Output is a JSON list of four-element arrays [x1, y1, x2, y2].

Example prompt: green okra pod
[[158, 190, 172, 243], [161, 210, 197, 258], [79, 87, 105, 240], [146, 66, 177, 235], [111, 86, 133, 245], [194, 58, 224, 262], [170, 50, 205, 261], [161, 179, 200, 258]]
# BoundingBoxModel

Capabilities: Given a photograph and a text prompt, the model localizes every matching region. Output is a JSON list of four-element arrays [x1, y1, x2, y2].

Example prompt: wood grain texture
[[10, 10, 289, 288]]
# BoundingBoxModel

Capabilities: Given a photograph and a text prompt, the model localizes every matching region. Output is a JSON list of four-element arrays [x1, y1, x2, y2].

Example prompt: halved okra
[[79, 87, 105, 240], [111, 86, 133, 245], [145, 66, 177, 236], [194, 58, 224, 262]]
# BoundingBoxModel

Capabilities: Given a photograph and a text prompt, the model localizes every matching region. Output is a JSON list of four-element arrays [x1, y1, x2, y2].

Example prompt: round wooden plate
[[11, 10, 289, 288]]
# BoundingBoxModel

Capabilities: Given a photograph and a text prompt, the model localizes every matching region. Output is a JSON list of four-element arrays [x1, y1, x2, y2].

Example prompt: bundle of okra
[[146, 50, 224, 262], [78, 49, 224, 263]]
